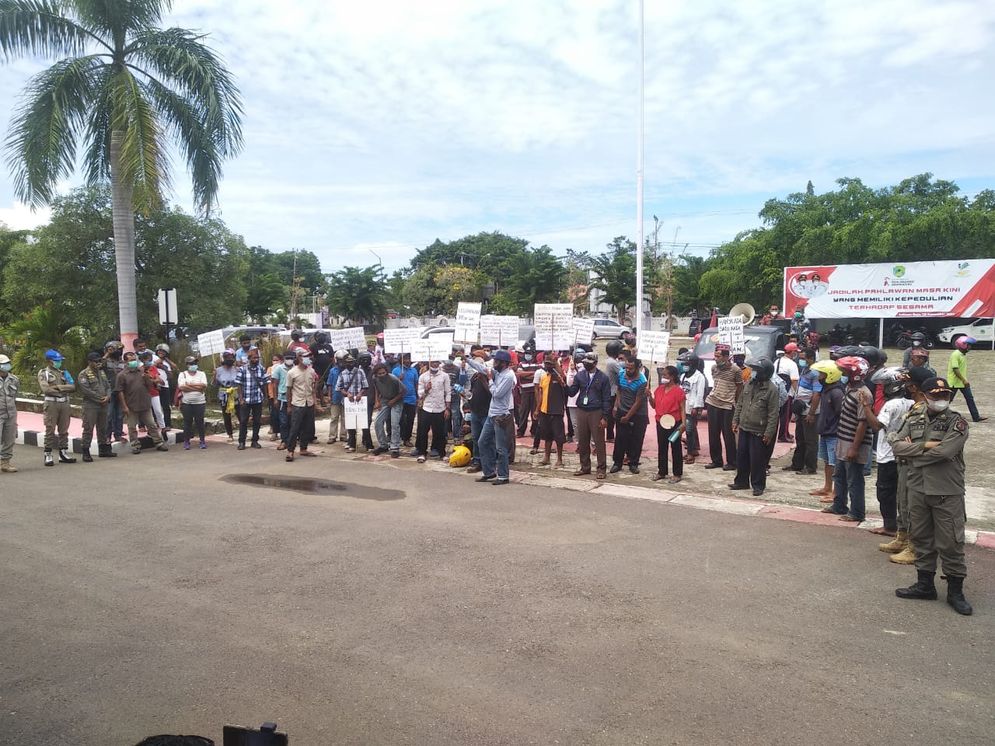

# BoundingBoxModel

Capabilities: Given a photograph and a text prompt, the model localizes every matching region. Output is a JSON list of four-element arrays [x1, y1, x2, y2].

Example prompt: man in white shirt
[[864, 378, 913, 539], [774, 343, 800, 442], [414, 360, 451, 462]]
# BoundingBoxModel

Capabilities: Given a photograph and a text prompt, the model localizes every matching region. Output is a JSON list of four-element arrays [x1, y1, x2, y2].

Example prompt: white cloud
[[0, 202, 51, 231]]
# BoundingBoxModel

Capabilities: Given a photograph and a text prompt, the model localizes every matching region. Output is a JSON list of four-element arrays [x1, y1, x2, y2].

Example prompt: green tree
[[402, 263, 446, 316], [490, 245, 565, 315], [587, 236, 636, 322], [326, 266, 386, 325], [0, 0, 243, 345]]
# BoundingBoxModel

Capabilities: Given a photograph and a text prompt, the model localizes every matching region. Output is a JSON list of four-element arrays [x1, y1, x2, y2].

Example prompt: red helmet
[[836, 355, 869, 382]]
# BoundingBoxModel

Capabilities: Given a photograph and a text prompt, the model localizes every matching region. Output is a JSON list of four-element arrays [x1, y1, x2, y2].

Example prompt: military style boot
[[879, 530, 906, 553], [0, 459, 17, 473], [44, 450, 54, 467], [889, 541, 916, 564], [97, 444, 117, 458], [895, 570, 938, 601], [81, 449, 93, 463], [946, 576, 973, 616], [58, 449, 77, 464]]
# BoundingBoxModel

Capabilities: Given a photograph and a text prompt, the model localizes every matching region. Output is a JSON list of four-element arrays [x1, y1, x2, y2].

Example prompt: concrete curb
[[14, 427, 187, 455], [418, 459, 995, 552]]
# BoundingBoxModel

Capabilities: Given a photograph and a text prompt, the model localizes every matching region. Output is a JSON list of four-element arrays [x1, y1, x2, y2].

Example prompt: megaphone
[[729, 303, 756, 326]]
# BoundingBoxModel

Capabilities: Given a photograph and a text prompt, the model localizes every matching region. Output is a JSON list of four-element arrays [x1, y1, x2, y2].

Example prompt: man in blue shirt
[[325, 356, 344, 444], [467, 350, 516, 485], [786, 347, 822, 474], [272, 352, 294, 448], [391, 354, 420, 447]]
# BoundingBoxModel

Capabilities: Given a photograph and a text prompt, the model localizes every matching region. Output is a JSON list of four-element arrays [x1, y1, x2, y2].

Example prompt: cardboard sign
[[196, 328, 226, 356], [718, 316, 746, 354], [383, 328, 421, 354], [344, 396, 369, 430], [328, 326, 366, 350], [637, 330, 671, 364], [572, 317, 595, 346], [479, 315, 519, 347], [409, 333, 454, 362], [453, 302, 482, 344], [533, 303, 574, 350]]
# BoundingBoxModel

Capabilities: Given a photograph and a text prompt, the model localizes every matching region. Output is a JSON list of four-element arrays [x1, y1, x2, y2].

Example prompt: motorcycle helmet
[[156, 343, 170, 353], [855, 346, 882, 367], [910, 331, 926, 346], [955, 336, 977, 351], [750, 357, 775, 382], [836, 355, 870, 382], [449, 445, 472, 468], [811, 360, 843, 385], [606, 340, 624, 357], [334, 349, 348, 361], [357, 351, 373, 366]]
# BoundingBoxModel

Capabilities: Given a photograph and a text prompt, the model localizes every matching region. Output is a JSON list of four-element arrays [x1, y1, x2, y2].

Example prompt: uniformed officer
[[0, 353, 19, 473], [37, 349, 77, 466], [890, 376, 972, 615], [77, 351, 116, 462]]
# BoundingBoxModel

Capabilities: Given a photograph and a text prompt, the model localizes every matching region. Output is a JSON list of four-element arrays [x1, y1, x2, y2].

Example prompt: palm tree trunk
[[110, 131, 139, 349]]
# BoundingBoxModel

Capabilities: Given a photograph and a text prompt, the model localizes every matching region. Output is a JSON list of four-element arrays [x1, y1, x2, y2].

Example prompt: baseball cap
[[921, 376, 953, 396], [44, 349, 64, 362], [906, 366, 933, 387], [0, 354, 10, 365], [86, 351, 102, 362], [492, 350, 512, 363]]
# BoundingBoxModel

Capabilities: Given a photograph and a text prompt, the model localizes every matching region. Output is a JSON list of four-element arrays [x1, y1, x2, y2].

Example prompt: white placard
[[533, 303, 574, 350], [718, 316, 746, 354], [383, 328, 421, 354], [572, 317, 595, 346], [409, 333, 454, 362], [196, 328, 226, 356], [344, 396, 369, 430], [479, 315, 519, 347], [637, 330, 671, 363], [453, 302, 482, 344], [328, 326, 366, 350]]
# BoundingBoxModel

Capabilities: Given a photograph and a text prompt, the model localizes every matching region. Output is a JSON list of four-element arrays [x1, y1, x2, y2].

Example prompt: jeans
[[707, 405, 736, 466], [832, 458, 866, 520], [612, 415, 648, 468], [181, 402, 207, 442], [469, 412, 486, 465], [733, 430, 768, 490], [106, 396, 125, 442], [375, 402, 403, 452], [953, 385, 982, 421], [238, 401, 263, 444], [479, 414, 511, 479], [684, 409, 700, 455], [876, 460, 898, 532]]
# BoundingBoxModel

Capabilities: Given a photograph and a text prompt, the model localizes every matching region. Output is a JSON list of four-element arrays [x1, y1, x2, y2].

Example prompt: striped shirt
[[835, 386, 873, 463]]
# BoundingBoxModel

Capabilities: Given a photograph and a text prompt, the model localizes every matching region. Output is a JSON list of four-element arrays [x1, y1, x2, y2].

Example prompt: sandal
[[285, 453, 294, 462], [651, 473, 666, 482], [685, 456, 695, 464], [869, 527, 896, 536], [839, 515, 862, 523], [667, 476, 682, 484]]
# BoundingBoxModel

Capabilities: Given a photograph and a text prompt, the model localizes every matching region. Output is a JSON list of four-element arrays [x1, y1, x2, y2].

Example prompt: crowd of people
[[0, 328, 984, 614]]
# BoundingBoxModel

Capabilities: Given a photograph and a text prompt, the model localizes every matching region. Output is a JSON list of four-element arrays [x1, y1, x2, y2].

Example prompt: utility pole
[[289, 249, 302, 325], [634, 0, 645, 332]]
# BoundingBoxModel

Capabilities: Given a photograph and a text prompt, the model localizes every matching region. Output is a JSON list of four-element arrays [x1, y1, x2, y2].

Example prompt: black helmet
[[606, 340, 624, 357], [751, 357, 775, 382], [573, 349, 586, 362], [836, 344, 861, 360], [856, 346, 882, 367], [883, 379, 906, 398], [910, 331, 926, 344], [357, 351, 372, 365]]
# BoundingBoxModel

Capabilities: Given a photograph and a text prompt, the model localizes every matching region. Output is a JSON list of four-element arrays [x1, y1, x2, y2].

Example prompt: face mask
[[284, 360, 294, 368], [429, 365, 440, 373], [660, 377, 671, 385], [583, 362, 595, 371], [799, 360, 808, 368], [128, 360, 139, 369], [840, 375, 849, 384], [187, 365, 198, 373], [302, 357, 312, 366], [53, 360, 62, 369], [0, 363, 11, 373], [927, 399, 950, 413]]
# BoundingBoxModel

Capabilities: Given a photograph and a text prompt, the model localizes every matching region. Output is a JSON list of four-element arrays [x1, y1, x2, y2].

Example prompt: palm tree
[[0, 0, 243, 347]]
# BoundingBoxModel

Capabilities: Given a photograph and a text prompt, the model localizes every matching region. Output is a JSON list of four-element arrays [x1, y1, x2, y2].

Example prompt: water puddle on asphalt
[[220, 473, 404, 501]]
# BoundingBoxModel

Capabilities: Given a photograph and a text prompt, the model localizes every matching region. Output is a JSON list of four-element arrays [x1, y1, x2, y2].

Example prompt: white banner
[[328, 326, 366, 350], [344, 396, 369, 430], [453, 302, 482, 344], [383, 328, 422, 354], [784, 260, 995, 319], [637, 330, 671, 363], [718, 317, 746, 354], [572, 317, 595, 346], [409, 333, 454, 362], [533, 303, 574, 350], [196, 328, 226, 356], [479, 315, 519, 347]]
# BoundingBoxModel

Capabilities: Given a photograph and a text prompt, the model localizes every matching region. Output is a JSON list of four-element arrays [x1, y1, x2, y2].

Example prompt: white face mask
[[927, 399, 950, 413], [660, 377, 671, 385]]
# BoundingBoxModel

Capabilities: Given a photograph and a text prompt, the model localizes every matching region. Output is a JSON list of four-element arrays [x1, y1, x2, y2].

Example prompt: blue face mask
[[53, 360, 62, 369], [840, 375, 849, 385], [0, 363, 11, 372], [799, 360, 808, 368]]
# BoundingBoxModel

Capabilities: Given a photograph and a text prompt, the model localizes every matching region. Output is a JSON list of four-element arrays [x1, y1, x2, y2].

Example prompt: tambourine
[[659, 414, 676, 429]]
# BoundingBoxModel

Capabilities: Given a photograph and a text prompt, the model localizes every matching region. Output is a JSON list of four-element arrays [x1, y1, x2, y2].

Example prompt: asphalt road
[[1, 446, 993, 745]]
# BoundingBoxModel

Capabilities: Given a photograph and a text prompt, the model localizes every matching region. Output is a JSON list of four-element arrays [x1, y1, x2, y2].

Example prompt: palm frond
[[140, 74, 221, 212], [72, 0, 171, 37], [128, 27, 243, 158], [0, 0, 111, 57], [5, 53, 104, 206], [109, 67, 169, 213], [81, 63, 112, 183]]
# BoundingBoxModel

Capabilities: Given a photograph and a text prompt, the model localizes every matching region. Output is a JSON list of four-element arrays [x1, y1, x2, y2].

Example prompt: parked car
[[592, 318, 631, 339], [692, 325, 787, 386], [419, 326, 456, 339], [936, 318, 993, 347]]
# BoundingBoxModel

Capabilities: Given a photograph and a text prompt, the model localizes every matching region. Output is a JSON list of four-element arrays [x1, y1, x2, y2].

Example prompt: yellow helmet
[[811, 360, 842, 385], [449, 445, 471, 468]]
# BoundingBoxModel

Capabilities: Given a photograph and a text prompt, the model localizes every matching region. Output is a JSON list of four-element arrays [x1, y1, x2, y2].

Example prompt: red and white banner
[[783, 260, 995, 319]]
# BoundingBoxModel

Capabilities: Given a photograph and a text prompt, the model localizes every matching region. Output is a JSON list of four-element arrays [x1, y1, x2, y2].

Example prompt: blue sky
[[1, 0, 994, 271]]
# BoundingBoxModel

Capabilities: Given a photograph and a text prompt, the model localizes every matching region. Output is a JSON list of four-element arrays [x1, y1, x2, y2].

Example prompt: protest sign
[[637, 330, 671, 363], [410, 333, 454, 362], [479, 315, 519, 347], [328, 327, 366, 350], [453, 302, 482, 344], [344, 396, 369, 430], [533, 303, 574, 350], [718, 316, 746, 354], [383, 328, 421, 354], [196, 328, 226, 356], [572, 317, 595, 346]]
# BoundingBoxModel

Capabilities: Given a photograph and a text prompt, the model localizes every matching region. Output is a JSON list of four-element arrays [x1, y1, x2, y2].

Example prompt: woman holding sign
[[653, 365, 686, 484]]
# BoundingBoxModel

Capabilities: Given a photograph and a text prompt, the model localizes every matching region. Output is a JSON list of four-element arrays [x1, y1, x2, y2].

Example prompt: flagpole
[[634, 0, 645, 333]]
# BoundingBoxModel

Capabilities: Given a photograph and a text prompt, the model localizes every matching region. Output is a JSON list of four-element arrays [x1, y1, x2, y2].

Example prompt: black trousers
[[399, 403, 417, 442], [415, 410, 447, 456], [790, 415, 819, 472], [876, 460, 899, 532], [612, 416, 648, 467], [287, 405, 315, 453], [181, 402, 206, 442], [606, 408, 616, 440], [516, 388, 535, 436], [238, 402, 263, 444], [657, 424, 683, 477], [733, 430, 768, 490], [159, 388, 173, 428], [707, 405, 736, 466]]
